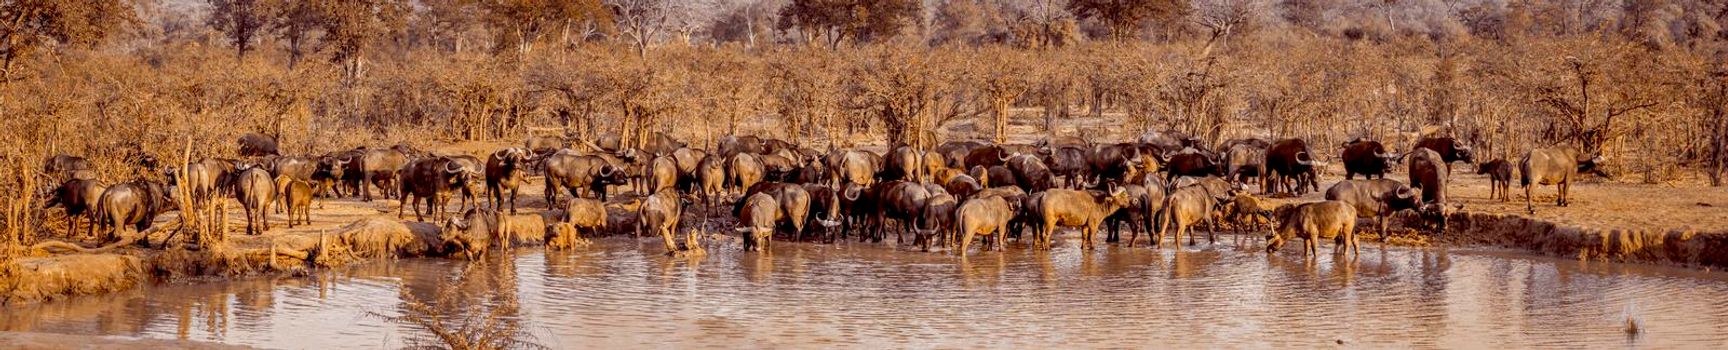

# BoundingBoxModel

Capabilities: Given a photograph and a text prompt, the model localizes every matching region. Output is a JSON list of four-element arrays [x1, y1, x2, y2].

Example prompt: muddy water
[[5, 238, 1728, 349]]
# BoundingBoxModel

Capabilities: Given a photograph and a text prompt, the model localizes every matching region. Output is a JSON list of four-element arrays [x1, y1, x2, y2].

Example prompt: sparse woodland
[[2, 0, 1727, 256]]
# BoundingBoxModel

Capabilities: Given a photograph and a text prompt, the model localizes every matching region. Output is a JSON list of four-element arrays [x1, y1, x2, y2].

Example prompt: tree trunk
[[993, 97, 1010, 144]]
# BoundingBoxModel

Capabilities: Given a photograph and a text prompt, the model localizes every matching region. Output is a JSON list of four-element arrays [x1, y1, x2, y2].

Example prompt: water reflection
[[3, 237, 1728, 348]]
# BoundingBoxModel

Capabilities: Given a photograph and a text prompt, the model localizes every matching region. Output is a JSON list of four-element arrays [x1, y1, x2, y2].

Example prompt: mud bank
[[1, 217, 453, 305], [1445, 211, 1728, 268]]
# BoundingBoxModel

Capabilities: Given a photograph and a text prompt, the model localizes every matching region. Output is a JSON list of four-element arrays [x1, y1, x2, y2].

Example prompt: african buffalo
[[935, 141, 986, 168], [1166, 149, 1224, 183], [358, 148, 409, 201], [1087, 143, 1142, 186], [1223, 144, 1265, 186], [544, 153, 629, 203], [1324, 179, 1421, 240], [444, 155, 486, 212], [803, 184, 845, 242], [233, 166, 276, 235], [93, 179, 170, 243], [1477, 159, 1514, 202], [280, 177, 313, 228], [873, 181, 931, 245], [1266, 200, 1358, 257], [696, 155, 727, 205], [639, 189, 689, 254], [738, 193, 779, 252], [1035, 187, 1131, 250], [1264, 138, 1319, 195], [1341, 138, 1399, 180], [1007, 154, 1057, 193], [647, 156, 678, 194], [46, 178, 106, 238], [914, 193, 957, 252], [1407, 148, 1451, 231], [238, 133, 280, 157], [563, 198, 607, 237], [954, 196, 1016, 255], [1414, 136, 1475, 172], [485, 148, 529, 213], [737, 182, 814, 241], [944, 174, 983, 200], [1041, 146, 1090, 189], [399, 158, 469, 222], [1158, 184, 1232, 248], [728, 153, 766, 196], [441, 208, 499, 260], [1520, 146, 1610, 213]]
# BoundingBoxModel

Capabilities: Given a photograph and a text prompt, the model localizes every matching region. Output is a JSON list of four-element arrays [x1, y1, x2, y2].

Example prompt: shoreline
[[5, 205, 1725, 306]]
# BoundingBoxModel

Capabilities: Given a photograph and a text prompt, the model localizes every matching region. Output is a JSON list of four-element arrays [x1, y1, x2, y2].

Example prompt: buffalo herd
[[40, 130, 1614, 259]]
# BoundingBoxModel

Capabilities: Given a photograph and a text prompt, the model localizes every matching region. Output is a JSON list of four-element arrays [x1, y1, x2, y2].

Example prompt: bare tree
[[208, 0, 279, 59], [1191, 0, 1266, 57], [609, 0, 705, 57], [0, 0, 136, 82]]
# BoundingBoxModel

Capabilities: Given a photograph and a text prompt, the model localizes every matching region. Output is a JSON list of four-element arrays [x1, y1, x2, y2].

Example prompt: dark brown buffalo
[[486, 148, 529, 213], [1101, 184, 1153, 246], [943, 174, 983, 200], [1007, 154, 1056, 192], [640, 132, 687, 158], [444, 155, 486, 212], [913, 193, 957, 252], [802, 183, 845, 242], [46, 178, 106, 238], [738, 193, 779, 252], [1087, 143, 1142, 186], [1223, 144, 1265, 186], [1263, 138, 1319, 195], [1266, 200, 1358, 257], [280, 177, 313, 228], [837, 183, 873, 240], [1041, 146, 1090, 189], [1166, 149, 1224, 183], [94, 179, 169, 242], [313, 153, 353, 197], [954, 196, 1016, 255], [441, 208, 499, 259], [985, 165, 1016, 189], [638, 189, 688, 254], [964, 145, 1016, 169], [358, 148, 409, 201], [1341, 138, 1399, 180], [1324, 179, 1421, 240], [1035, 187, 1131, 250], [1407, 148, 1451, 231], [1476, 159, 1514, 202], [1414, 136, 1476, 172], [935, 141, 986, 168], [233, 166, 276, 235], [399, 158, 467, 222], [1520, 146, 1611, 213], [544, 153, 629, 203], [872, 181, 930, 244], [238, 133, 280, 157]]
